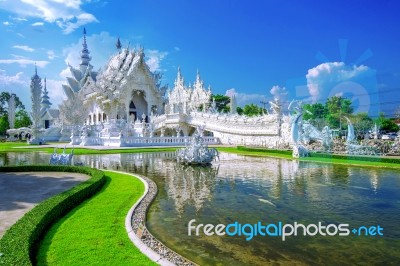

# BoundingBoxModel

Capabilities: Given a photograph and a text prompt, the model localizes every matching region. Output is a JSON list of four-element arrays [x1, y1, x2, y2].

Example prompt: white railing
[[97, 136, 220, 147]]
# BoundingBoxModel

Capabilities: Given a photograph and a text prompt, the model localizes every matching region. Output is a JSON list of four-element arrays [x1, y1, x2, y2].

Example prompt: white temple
[[17, 28, 296, 148]]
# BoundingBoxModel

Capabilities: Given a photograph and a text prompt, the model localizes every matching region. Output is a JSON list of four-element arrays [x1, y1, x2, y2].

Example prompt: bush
[[236, 146, 400, 164], [237, 146, 293, 155], [309, 152, 400, 164], [0, 165, 106, 266]]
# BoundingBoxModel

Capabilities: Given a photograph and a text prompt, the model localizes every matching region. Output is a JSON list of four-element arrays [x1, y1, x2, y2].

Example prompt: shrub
[[0, 165, 106, 266], [237, 146, 293, 155]]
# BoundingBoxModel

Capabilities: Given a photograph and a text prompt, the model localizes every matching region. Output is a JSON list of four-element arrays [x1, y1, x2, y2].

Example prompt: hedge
[[237, 146, 400, 164], [0, 165, 106, 266], [308, 152, 400, 164], [237, 146, 293, 155]]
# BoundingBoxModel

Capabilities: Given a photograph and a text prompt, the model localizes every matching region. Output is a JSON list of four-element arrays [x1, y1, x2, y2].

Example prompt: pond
[[1, 151, 399, 265]]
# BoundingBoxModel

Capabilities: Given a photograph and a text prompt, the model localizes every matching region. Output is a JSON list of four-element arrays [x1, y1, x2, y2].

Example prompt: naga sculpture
[[49, 147, 74, 165]]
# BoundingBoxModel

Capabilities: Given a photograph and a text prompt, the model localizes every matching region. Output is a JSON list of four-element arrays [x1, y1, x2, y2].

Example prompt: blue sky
[[0, 0, 399, 117]]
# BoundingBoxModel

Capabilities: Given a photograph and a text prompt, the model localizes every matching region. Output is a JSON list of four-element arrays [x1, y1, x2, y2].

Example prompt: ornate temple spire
[[40, 77, 52, 114], [194, 69, 203, 89], [175, 67, 184, 89], [116, 37, 122, 50], [80, 27, 92, 68], [30, 67, 42, 127]]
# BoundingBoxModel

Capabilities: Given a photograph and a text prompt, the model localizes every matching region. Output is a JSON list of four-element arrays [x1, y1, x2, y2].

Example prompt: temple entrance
[[128, 90, 148, 122], [129, 101, 137, 121]]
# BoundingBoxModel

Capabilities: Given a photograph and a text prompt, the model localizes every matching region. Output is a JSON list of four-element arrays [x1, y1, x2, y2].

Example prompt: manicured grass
[[0, 166, 105, 266], [0, 142, 178, 155], [36, 171, 156, 266]]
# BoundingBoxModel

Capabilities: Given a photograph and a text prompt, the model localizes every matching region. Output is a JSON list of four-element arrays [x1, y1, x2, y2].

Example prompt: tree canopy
[[211, 94, 230, 113], [375, 112, 399, 132], [0, 91, 31, 135]]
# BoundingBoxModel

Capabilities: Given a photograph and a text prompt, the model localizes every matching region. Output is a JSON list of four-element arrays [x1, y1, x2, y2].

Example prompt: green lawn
[[36, 171, 156, 266], [0, 142, 178, 155]]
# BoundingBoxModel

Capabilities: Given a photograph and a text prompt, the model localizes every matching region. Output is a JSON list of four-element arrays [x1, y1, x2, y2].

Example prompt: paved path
[[0, 172, 89, 238]]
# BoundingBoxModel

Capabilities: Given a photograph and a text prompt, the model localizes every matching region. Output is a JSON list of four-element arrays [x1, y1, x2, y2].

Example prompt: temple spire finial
[[35, 62, 37, 75], [116, 37, 122, 50], [80, 27, 92, 69]]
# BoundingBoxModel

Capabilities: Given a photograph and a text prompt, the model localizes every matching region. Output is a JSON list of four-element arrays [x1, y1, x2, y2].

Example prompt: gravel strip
[[130, 175, 197, 266]]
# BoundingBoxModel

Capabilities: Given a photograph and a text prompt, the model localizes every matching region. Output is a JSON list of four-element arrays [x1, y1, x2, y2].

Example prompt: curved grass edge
[[0, 165, 106, 266], [121, 171, 197, 265]]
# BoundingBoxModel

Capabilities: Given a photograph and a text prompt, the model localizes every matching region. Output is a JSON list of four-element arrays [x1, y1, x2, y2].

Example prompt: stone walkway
[[0, 172, 89, 238]]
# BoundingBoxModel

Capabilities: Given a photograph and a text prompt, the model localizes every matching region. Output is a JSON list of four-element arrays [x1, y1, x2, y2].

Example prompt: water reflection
[[1, 151, 399, 265]]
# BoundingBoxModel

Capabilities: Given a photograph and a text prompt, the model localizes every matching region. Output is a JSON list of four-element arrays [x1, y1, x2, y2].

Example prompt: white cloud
[[306, 62, 372, 103], [57, 13, 98, 34], [270, 85, 287, 101], [174, 46, 180, 52], [13, 17, 28, 22], [13, 45, 35, 52], [0, 69, 27, 85], [224, 88, 267, 107], [225, 88, 236, 97], [3, 21, 11, 26], [47, 50, 56, 60], [0, 59, 49, 67], [46, 79, 66, 107], [0, 0, 98, 34], [31, 21, 44, 26], [0, 69, 30, 109], [305, 62, 377, 113], [146, 49, 168, 72]]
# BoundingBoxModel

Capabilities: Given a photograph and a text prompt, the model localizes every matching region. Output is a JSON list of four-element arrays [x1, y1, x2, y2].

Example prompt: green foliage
[[0, 92, 30, 133], [212, 94, 230, 113], [308, 152, 400, 164], [15, 110, 32, 128], [236, 146, 292, 155], [351, 113, 374, 139], [37, 171, 155, 265], [325, 96, 353, 129], [0, 92, 25, 116], [375, 112, 399, 132], [243, 104, 264, 116], [229, 146, 400, 168], [303, 103, 326, 120], [0, 165, 106, 266], [236, 106, 244, 115], [0, 115, 9, 135]]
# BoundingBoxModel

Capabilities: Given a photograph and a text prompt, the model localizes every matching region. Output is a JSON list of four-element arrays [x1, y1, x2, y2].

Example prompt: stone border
[[107, 170, 197, 266]]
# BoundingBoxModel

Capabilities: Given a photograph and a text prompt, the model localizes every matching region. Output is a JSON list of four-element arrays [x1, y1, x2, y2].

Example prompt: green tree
[[15, 110, 32, 128], [351, 113, 374, 139], [303, 103, 327, 129], [236, 106, 244, 115], [0, 114, 9, 135], [0, 92, 31, 135], [0, 92, 24, 115], [212, 94, 230, 113], [325, 96, 353, 129], [243, 104, 264, 117], [303, 103, 326, 120], [375, 112, 399, 132]]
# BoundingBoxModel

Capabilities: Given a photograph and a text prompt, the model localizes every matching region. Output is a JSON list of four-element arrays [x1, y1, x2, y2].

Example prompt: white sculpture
[[49, 147, 74, 165], [176, 126, 218, 165], [8, 93, 16, 129]]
